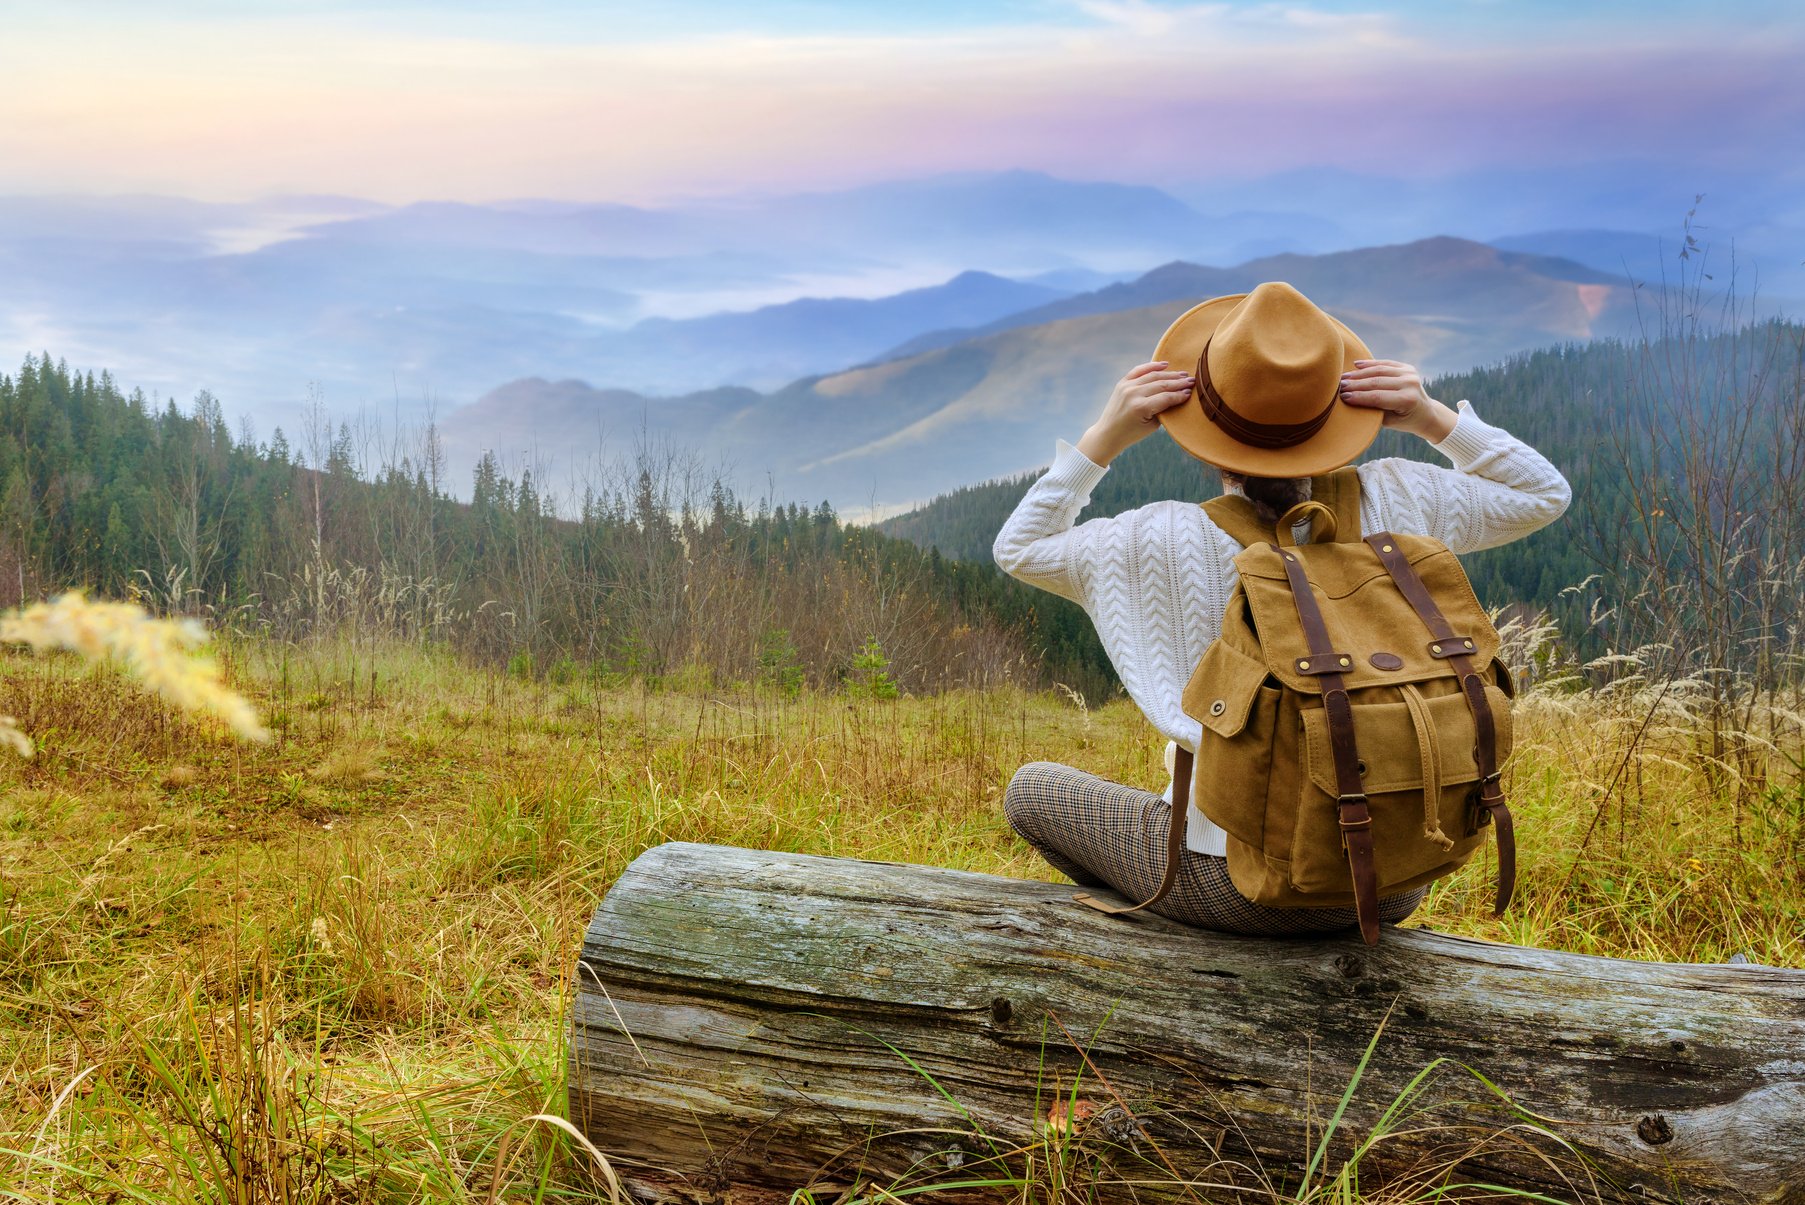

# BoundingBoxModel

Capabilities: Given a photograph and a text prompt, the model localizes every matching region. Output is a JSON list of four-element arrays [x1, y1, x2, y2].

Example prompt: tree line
[[8, 305, 1798, 702], [0, 355, 1121, 697]]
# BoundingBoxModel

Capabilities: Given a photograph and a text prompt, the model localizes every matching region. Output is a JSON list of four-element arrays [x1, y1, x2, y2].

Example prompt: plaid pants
[[1004, 761, 1426, 936]]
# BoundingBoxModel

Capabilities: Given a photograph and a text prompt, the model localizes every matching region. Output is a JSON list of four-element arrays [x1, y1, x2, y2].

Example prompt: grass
[[0, 633, 1800, 1201]]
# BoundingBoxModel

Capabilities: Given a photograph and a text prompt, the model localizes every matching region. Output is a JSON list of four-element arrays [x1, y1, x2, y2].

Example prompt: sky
[[2, 0, 1801, 205]]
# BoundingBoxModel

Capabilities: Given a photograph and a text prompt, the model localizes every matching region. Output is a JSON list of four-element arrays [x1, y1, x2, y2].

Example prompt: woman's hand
[[1077, 361, 1196, 466], [1337, 359, 1457, 442]]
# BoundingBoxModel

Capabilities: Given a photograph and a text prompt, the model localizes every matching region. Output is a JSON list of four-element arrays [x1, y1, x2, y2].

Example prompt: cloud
[[0, 6, 1797, 202]]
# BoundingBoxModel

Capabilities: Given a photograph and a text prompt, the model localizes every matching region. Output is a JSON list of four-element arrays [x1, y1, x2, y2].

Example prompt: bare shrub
[[1589, 200, 1805, 820]]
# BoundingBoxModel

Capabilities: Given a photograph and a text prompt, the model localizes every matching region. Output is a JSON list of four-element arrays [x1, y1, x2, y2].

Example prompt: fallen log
[[569, 841, 1805, 1204]]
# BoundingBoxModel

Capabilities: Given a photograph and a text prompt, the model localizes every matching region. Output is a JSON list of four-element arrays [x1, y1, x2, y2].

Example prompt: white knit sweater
[[992, 400, 1572, 856]]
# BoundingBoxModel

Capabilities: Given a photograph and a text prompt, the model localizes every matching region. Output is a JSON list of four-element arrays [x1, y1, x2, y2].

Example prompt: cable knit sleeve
[[994, 441, 1230, 753], [1356, 400, 1571, 552], [991, 439, 1112, 603]]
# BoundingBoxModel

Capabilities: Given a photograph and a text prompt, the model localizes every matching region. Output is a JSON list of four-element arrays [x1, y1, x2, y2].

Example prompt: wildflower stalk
[[0, 591, 269, 755]]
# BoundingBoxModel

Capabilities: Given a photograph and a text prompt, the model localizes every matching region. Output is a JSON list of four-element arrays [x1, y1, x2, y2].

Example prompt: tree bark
[[569, 842, 1805, 1204]]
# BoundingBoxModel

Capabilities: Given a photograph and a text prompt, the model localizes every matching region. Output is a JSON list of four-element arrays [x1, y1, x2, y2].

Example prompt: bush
[[846, 637, 900, 700], [756, 628, 805, 697]]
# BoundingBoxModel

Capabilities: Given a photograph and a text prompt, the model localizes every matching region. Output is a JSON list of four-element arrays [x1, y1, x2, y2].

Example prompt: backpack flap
[[1299, 683, 1514, 798], [1231, 533, 1500, 694], [1180, 625, 1279, 853], [1183, 633, 1270, 739]]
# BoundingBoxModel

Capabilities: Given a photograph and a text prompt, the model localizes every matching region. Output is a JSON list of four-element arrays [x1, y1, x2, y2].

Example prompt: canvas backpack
[[1077, 467, 1518, 944]]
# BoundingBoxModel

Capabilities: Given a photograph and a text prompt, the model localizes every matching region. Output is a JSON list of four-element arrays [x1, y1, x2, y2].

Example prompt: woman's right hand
[[1077, 361, 1195, 466]]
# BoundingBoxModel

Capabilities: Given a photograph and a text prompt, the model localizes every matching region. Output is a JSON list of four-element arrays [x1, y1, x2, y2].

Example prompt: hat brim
[[1154, 293, 1380, 478]]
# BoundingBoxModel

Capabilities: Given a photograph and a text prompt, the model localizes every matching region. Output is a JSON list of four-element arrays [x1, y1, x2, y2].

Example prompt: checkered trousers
[[1004, 761, 1426, 936]]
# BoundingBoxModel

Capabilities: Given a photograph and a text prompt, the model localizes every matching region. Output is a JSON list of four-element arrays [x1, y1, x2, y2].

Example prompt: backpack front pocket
[[1185, 637, 1279, 851], [1287, 682, 1510, 895]]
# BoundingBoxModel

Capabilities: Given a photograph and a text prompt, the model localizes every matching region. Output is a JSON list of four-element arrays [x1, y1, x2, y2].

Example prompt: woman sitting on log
[[992, 281, 1571, 934]]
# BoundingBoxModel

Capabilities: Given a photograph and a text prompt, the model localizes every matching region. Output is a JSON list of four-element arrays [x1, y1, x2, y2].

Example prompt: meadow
[[2, 619, 1801, 1203]]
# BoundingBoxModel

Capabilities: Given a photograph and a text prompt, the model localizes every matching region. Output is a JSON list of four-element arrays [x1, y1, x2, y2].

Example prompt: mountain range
[[444, 234, 1662, 512], [6, 168, 1794, 445]]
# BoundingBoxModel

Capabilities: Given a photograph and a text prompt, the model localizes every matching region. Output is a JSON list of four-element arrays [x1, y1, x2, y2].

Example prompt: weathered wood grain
[[569, 841, 1805, 1204]]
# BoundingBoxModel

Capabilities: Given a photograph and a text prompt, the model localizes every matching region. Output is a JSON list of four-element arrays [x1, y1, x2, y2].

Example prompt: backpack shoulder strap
[[1201, 465, 1365, 549]]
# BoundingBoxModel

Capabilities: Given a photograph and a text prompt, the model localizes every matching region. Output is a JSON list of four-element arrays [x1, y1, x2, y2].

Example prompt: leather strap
[[1275, 544, 1380, 945], [1196, 337, 1337, 450], [1074, 745, 1193, 915], [1364, 534, 1517, 914], [1401, 683, 1455, 852], [1276, 501, 1337, 546]]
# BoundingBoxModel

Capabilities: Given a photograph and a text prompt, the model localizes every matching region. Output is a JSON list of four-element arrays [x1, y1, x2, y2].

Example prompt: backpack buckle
[[1337, 794, 1370, 853], [1465, 785, 1499, 834]]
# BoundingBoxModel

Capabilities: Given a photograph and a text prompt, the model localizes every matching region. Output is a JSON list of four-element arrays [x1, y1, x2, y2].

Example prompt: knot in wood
[[1636, 1114, 1674, 1146], [1091, 1103, 1148, 1147], [1334, 953, 1365, 979], [989, 995, 1013, 1025]]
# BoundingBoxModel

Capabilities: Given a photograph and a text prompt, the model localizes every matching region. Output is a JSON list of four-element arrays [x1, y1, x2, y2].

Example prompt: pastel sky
[[2, 0, 1801, 203]]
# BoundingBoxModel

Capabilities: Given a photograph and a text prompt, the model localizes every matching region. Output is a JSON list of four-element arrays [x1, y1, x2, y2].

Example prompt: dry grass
[[0, 632, 1799, 1201]]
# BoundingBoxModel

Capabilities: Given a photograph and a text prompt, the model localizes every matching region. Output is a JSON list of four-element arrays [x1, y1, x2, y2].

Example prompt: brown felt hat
[[1154, 281, 1378, 477]]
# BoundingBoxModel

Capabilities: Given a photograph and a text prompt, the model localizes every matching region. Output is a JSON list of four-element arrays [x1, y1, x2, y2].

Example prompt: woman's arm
[[1339, 358, 1572, 551], [992, 361, 1194, 601]]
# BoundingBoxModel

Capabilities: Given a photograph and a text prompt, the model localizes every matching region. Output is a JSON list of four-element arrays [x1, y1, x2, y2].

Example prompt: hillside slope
[[448, 236, 1650, 509]]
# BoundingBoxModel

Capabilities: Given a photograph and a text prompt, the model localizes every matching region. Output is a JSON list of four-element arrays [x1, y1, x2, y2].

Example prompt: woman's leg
[[1004, 761, 1425, 935], [1001, 760, 1118, 887]]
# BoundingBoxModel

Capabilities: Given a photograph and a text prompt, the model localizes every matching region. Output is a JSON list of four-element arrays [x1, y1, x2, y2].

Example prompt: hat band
[[1196, 337, 1337, 450]]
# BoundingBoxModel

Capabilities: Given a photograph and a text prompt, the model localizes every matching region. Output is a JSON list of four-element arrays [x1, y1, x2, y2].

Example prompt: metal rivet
[[1339, 657, 1351, 667], [1299, 659, 1310, 670], [1381, 544, 1393, 553], [1210, 699, 1226, 716], [1431, 643, 1442, 654], [1464, 639, 1474, 648]]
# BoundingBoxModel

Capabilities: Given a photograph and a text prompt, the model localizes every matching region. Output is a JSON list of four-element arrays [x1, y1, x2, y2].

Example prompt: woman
[[992, 281, 1571, 934]]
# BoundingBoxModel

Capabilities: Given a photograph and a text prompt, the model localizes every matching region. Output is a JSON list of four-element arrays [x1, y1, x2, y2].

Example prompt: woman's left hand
[[1338, 359, 1457, 442], [1077, 361, 1197, 466]]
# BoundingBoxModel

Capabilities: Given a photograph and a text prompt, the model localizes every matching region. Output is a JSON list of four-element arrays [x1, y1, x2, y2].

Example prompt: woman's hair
[[1216, 469, 1309, 525]]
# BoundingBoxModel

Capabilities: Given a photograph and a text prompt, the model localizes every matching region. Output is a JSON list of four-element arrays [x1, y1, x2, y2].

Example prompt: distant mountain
[[451, 378, 762, 459], [446, 235, 1652, 511], [1185, 162, 1805, 285], [578, 271, 1070, 393], [299, 170, 1225, 276], [878, 236, 1633, 361], [1018, 266, 1139, 293], [0, 171, 1229, 423], [1486, 229, 1671, 285]]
